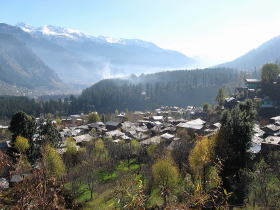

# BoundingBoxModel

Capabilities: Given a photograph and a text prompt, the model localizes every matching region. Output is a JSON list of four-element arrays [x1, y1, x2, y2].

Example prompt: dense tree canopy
[[215, 100, 256, 203], [36, 120, 63, 149], [9, 112, 36, 142], [261, 63, 280, 83]]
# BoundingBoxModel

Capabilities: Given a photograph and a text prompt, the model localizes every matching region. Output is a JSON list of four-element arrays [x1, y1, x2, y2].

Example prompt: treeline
[[0, 68, 248, 119], [0, 96, 71, 119], [0, 96, 40, 119]]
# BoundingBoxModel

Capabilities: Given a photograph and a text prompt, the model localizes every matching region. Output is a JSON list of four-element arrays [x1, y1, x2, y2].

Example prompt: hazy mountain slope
[[0, 23, 94, 85], [0, 33, 62, 89], [218, 35, 280, 70], [0, 23, 196, 85]]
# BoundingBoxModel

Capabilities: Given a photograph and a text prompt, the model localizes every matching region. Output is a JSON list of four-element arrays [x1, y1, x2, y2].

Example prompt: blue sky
[[1, 0, 280, 64]]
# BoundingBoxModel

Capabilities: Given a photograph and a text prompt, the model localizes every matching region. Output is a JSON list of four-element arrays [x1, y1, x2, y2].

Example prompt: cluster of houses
[[56, 106, 218, 152], [250, 116, 280, 154], [225, 78, 277, 109], [54, 105, 280, 157]]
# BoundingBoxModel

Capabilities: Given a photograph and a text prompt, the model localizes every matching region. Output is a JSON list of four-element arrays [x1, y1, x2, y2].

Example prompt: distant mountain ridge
[[0, 23, 196, 85], [218, 35, 280, 70]]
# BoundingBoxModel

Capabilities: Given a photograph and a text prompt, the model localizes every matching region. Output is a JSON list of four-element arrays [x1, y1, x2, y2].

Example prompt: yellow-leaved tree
[[152, 157, 179, 208], [43, 144, 65, 178], [14, 136, 30, 154], [189, 136, 216, 190]]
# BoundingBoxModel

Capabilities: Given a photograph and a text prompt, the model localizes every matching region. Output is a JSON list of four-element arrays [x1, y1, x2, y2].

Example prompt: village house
[[105, 130, 130, 141], [70, 114, 85, 126], [270, 116, 280, 124], [138, 120, 154, 129], [151, 115, 164, 122], [224, 97, 239, 109], [245, 79, 261, 90], [161, 126, 176, 135], [121, 121, 149, 140], [160, 133, 174, 141], [177, 118, 206, 136], [105, 121, 121, 131], [0, 125, 8, 130], [0, 141, 11, 152], [261, 136, 280, 153], [88, 122, 106, 133], [262, 124, 280, 137], [73, 134, 93, 145], [61, 118, 73, 127], [117, 113, 126, 121], [169, 118, 187, 126], [60, 127, 83, 139], [140, 136, 162, 146]]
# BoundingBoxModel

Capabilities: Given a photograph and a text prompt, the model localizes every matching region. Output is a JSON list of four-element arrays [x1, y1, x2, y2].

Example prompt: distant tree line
[[0, 96, 71, 119]]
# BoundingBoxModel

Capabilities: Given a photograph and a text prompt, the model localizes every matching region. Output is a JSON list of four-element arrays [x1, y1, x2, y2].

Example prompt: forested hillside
[[73, 68, 243, 113]]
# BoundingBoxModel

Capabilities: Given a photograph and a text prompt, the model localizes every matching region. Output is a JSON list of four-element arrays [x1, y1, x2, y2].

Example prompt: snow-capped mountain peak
[[16, 23, 159, 48], [17, 23, 34, 33], [41, 25, 76, 39], [98, 35, 121, 44], [17, 23, 90, 40]]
